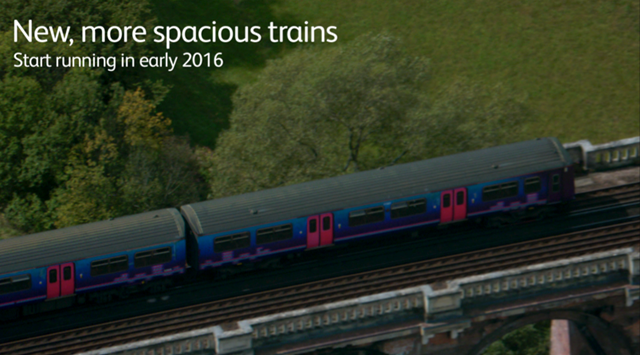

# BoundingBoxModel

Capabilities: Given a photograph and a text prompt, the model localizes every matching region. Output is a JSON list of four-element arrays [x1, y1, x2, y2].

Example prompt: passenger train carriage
[[181, 137, 574, 270], [0, 210, 186, 318], [0, 137, 574, 319]]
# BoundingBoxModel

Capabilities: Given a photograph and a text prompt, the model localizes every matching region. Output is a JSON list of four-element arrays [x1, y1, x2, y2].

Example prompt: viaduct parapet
[[81, 247, 640, 355]]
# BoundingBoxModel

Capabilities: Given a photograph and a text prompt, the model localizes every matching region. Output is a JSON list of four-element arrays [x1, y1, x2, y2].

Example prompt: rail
[[0, 183, 637, 355], [3, 219, 638, 355]]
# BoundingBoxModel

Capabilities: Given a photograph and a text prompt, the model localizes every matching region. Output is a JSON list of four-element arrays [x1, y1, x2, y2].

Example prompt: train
[[0, 137, 574, 319]]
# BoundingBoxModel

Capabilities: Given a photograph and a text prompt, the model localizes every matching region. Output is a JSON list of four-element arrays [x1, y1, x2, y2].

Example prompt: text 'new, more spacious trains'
[[0, 137, 574, 319]]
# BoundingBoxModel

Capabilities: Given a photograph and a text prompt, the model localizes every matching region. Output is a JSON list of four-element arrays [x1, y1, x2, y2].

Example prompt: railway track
[[0, 182, 637, 354], [572, 181, 639, 211], [1, 217, 637, 355]]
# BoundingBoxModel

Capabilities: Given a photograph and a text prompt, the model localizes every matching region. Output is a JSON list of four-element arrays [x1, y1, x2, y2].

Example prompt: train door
[[307, 213, 334, 249], [46, 266, 60, 299], [453, 188, 467, 221], [46, 263, 75, 299], [307, 216, 320, 248], [60, 263, 75, 296], [440, 191, 453, 223], [320, 213, 334, 245]]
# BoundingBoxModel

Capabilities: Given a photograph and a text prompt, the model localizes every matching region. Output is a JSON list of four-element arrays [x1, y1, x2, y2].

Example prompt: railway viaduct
[[73, 137, 638, 355], [82, 246, 640, 355]]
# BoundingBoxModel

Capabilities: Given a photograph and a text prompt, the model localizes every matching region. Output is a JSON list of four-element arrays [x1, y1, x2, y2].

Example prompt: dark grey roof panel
[[0, 209, 185, 275], [182, 138, 571, 236]]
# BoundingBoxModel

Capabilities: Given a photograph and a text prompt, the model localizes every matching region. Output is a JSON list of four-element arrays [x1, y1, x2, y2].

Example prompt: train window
[[214, 232, 251, 253], [49, 269, 57, 283], [214, 236, 233, 252], [502, 182, 518, 197], [309, 219, 317, 233], [134, 247, 172, 268], [443, 194, 451, 208], [348, 210, 366, 226], [233, 233, 251, 249], [482, 185, 501, 201], [91, 255, 129, 277], [456, 192, 464, 205], [257, 224, 293, 245], [391, 198, 427, 219], [0, 275, 32, 295], [322, 216, 331, 230], [367, 207, 385, 223], [483, 181, 519, 201], [552, 174, 560, 193], [91, 260, 109, 276], [63, 266, 71, 280], [349, 206, 385, 226], [524, 177, 541, 194], [110, 256, 129, 274]]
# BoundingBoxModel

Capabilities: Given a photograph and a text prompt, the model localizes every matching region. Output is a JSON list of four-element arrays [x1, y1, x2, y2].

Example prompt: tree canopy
[[0, 0, 206, 233], [483, 321, 551, 355], [201, 34, 531, 199]]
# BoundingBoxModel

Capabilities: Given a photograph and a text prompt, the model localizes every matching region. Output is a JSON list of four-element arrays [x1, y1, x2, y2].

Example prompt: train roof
[[0, 209, 185, 275], [181, 137, 572, 237]]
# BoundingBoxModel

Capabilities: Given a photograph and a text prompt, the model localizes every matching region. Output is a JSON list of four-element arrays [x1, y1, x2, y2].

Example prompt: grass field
[[152, 0, 639, 146]]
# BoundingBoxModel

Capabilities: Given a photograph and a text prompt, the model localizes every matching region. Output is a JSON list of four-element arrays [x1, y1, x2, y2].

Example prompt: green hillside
[[273, 0, 639, 144], [152, 0, 638, 146]]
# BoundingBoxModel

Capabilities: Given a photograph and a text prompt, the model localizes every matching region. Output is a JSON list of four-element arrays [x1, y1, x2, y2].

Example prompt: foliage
[[414, 79, 531, 158], [0, 213, 20, 240], [0, 60, 107, 210], [3, 193, 56, 233], [53, 89, 207, 229], [118, 88, 172, 149], [0, 0, 209, 233], [483, 321, 551, 355], [202, 34, 530, 199], [148, 0, 297, 147], [135, 0, 640, 147], [0, 0, 155, 86]]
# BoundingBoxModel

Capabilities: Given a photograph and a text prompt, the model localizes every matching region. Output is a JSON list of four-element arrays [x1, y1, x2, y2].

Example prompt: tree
[[0, 0, 177, 233], [0, 0, 155, 86], [483, 321, 550, 355], [202, 34, 531, 199], [53, 89, 207, 229]]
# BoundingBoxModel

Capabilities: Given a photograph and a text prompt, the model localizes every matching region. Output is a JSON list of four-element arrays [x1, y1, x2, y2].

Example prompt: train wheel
[[119, 287, 132, 299], [149, 279, 171, 294], [93, 292, 113, 304], [484, 217, 504, 228], [22, 304, 38, 316], [2, 307, 20, 320]]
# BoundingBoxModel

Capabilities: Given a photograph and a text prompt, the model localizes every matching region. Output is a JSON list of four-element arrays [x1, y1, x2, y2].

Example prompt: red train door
[[453, 188, 467, 221], [46, 263, 75, 299], [307, 213, 334, 249], [320, 213, 333, 246], [46, 266, 60, 299], [440, 191, 453, 223], [307, 216, 320, 248], [60, 263, 75, 296]]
